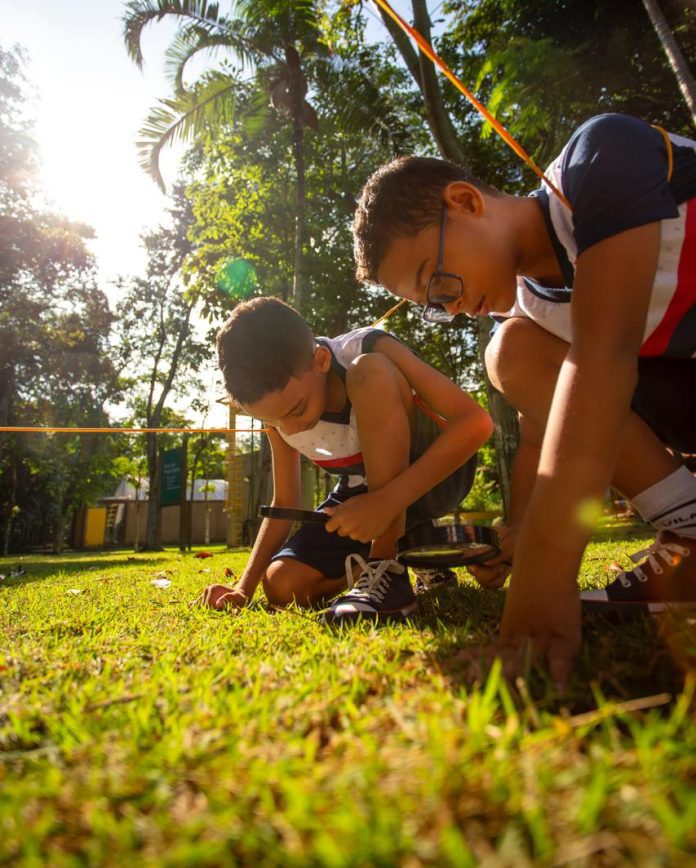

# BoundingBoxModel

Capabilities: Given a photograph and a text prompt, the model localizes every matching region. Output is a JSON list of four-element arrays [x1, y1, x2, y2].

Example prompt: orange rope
[[372, 296, 409, 325], [372, 0, 572, 210], [0, 426, 269, 435], [652, 124, 674, 181]]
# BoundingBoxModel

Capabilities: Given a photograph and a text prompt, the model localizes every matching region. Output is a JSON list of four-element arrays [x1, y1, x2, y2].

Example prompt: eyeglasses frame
[[421, 205, 464, 324]]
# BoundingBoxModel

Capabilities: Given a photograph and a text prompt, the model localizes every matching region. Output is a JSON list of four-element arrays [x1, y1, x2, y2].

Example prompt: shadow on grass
[[415, 582, 690, 712], [0, 551, 175, 588]]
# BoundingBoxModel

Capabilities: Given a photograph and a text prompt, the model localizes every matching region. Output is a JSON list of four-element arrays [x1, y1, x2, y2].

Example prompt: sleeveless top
[[500, 114, 696, 358], [277, 326, 476, 524]]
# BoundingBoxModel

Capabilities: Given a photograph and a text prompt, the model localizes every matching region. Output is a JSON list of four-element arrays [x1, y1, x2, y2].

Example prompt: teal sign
[[161, 448, 183, 507]]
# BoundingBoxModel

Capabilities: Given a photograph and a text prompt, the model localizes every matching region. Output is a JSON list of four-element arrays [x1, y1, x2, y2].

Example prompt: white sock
[[631, 465, 696, 540]]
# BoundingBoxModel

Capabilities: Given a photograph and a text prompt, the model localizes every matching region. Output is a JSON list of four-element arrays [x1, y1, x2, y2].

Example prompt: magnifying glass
[[396, 522, 500, 568], [259, 506, 500, 568], [258, 505, 331, 524]]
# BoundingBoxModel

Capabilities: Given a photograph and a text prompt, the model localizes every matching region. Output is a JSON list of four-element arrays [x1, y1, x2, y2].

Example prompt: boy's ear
[[313, 345, 332, 372], [443, 181, 485, 216]]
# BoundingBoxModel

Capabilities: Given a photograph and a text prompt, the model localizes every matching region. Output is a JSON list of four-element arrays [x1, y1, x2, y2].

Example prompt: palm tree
[[641, 0, 696, 125], [123, 0, 406, 313]]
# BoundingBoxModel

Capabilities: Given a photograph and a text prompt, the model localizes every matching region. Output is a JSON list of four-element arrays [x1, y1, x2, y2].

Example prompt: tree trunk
[[379, 0, 468, 164], [642, 0, 696, 123], [144, 433, 162, 550], [476, 320, 519, 519], [134, 498, 142, 552], [1, 452, 17, 556], [380, 1, 521, 504], [53, 491, 66, 554], [288, 50, 307, 313]]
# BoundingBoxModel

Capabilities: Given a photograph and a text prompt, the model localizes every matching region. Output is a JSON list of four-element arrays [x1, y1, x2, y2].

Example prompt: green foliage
[[0, 43, 126, 553], [0, 531, 694, 862], [445, 0, 696, 170]]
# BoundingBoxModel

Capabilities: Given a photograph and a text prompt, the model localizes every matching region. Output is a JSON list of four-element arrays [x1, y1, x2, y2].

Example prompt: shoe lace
[[619, 535, 692, 587], [413, 568, 441, 587], [345, 554, 402, 602]]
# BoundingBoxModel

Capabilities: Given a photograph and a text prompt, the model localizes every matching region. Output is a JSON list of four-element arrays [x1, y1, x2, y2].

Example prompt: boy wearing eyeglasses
[[353, 113, 696, 686], [198, 296, 492, 622]]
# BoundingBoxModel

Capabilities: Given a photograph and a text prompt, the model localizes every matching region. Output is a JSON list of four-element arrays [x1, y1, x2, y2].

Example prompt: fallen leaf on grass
[[607, 561, 624, 572], [151, 578, 172, 589], [67, 589, 82, 595], [198, 568, 211, 574], [224, 567, 235, 578], [194, 551, 213, 559]]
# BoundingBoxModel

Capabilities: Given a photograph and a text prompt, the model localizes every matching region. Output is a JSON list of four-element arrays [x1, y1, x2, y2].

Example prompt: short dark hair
[[353, 156, 499, 283], [217, 297, 315, 405]]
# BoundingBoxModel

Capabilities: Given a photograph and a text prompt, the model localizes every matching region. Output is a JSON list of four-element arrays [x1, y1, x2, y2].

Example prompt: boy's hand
[[195, 583, 248, 611], [323, 491, 395, 543], [462, 569, 582, 691], [467, 525, 516, 589]]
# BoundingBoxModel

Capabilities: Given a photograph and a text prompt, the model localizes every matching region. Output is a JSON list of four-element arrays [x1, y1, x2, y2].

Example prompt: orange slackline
[[0, 427, 269, 435], [2, 4, 582, 438], [371, 0, 572, 211], [372, 295, 409, 324]]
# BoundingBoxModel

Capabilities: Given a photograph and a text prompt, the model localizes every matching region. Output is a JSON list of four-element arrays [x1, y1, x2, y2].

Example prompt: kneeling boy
[[352, 113, 696, 680], [199, 296, 492, 623]]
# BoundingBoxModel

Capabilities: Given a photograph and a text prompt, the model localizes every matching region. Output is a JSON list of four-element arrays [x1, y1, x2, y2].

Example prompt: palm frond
[[136, 73, 238, 190], [122, 0, 227, 68], [231, 0, 328, 59], [238, 86, 272, 139], [315, 58, 411, 153], [164, 30, 253, 94]]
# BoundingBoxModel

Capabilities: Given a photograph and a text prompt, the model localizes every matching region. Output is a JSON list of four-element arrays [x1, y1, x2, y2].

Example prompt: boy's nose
[[443, 298, 462, 317]]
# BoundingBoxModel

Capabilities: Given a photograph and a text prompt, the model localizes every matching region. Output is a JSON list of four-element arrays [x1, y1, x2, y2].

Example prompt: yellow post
[[83, 507, 107, 547]]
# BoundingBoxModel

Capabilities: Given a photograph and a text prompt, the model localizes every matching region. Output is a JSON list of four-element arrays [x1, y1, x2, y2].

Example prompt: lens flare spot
[[576, 497, 603, 530], [216, 258, 257, 300]]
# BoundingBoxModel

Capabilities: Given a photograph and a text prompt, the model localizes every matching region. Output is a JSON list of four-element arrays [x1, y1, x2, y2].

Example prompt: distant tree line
[[1, 0, 693, 550]]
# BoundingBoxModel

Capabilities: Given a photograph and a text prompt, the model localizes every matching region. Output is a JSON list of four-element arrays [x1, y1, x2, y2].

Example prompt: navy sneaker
[[412, 567, 458, 594], [581, 532, 696, 614], [322, 555, 417, 624]]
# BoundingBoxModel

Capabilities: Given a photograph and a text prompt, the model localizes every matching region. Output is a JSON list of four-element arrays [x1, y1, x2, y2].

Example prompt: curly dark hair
[[217, 297, 315, 406], [353, 156, 500, 283]]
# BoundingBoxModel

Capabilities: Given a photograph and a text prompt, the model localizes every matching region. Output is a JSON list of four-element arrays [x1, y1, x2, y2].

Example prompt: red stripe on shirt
[[314, 451, 363, 469], [641, 197, 696, 356]]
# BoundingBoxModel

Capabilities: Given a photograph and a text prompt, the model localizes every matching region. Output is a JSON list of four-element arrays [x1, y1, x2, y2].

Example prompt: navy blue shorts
[[633, 357, 696, 453], [271, 451, 477, 578], [271, 486, 371, 579]]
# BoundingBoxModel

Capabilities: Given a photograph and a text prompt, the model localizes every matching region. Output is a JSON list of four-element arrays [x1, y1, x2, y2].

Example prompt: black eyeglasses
[[421, 206, 464, 323]]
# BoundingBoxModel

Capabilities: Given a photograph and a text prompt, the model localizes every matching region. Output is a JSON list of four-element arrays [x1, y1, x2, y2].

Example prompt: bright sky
[[1, 0, 412, 426], [1, 0, 408, 284], [1, 0, 184, 283]]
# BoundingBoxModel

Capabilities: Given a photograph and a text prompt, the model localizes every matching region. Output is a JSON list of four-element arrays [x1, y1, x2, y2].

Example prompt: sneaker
[[412, 567, 458, 594], [581, 532, 696, 614], [322, 555, 417, 625]]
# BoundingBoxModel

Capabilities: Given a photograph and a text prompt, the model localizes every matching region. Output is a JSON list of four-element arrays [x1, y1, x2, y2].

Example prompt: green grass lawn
[[1, 525, 695, 865]]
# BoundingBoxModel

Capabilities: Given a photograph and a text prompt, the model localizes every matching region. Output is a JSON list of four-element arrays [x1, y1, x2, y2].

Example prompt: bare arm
[[199, 428, 302, 609], [496, 222, 660, 686], [365, 335, 494, 516], [234, 428, 302, 601]]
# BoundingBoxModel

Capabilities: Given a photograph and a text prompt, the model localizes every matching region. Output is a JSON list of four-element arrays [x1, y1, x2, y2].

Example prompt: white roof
[[109, 478, 228, 501]]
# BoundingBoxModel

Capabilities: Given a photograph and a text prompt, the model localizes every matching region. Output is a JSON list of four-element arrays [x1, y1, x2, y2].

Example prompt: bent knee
[[262, 560, 297, 606], [262, 559, 318, 606], [485, 317, 567, 395]]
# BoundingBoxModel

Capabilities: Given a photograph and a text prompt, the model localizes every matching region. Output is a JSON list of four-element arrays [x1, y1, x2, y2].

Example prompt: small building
[[100, 478, 231, 547]]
